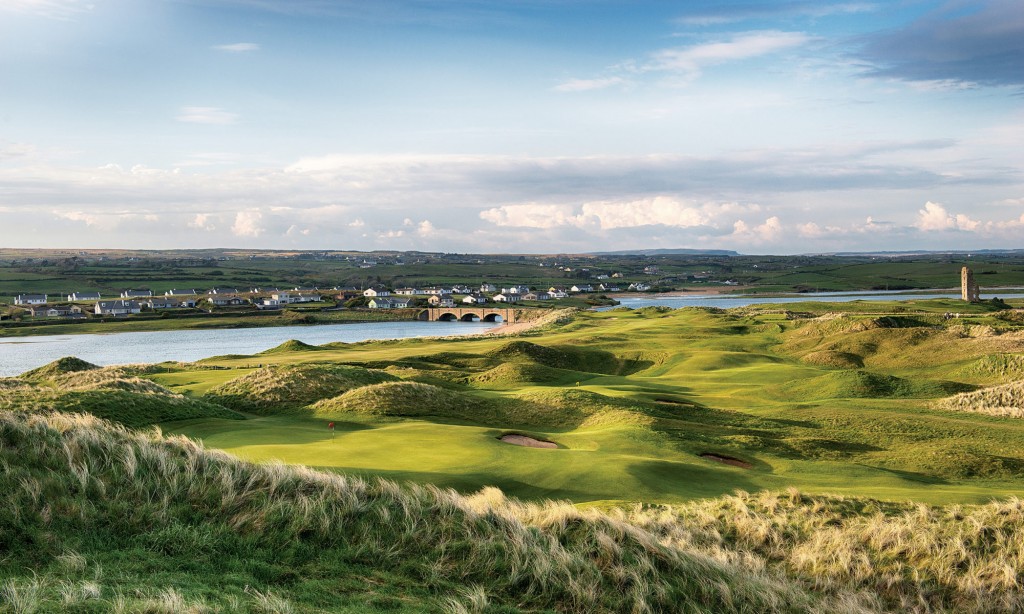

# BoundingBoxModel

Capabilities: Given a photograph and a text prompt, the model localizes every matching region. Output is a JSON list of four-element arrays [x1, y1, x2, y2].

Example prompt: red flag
[[328, 422, 335, 429]]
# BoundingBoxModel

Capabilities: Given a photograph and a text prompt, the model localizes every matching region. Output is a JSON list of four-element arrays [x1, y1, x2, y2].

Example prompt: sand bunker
[[700, 453, 753, 469], [499, 434, 558, 449]]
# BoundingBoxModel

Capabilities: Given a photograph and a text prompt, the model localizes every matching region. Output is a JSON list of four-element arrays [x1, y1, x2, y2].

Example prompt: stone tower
[[961, 266, 980, 302]]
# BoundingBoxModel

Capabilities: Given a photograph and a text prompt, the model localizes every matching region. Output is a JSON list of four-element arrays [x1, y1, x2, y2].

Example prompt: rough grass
[[800, 350, 864, 369], [936, 380, 1024, 418], [771, 370, 973, 400], [1, 365, 242, 427], [7, 410, 1024, 612], [20, 356, 100, 380], [312, 381, 491, 420], [206, 363, 399, 413], [0, 410, 837, 613]]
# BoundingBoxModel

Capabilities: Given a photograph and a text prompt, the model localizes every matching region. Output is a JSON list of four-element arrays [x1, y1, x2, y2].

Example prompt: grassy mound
[[955, 354, 1024, 383], [513, 389, 659, 428], [259, 339, 323, 354], [0, 410, 844, 613], [0, 370, 242, 428], [773, 370, 971, 400], [20, 356, 100, 380], [206, 363, 398, 413], [488, 340, 622, 374], [312, 381, 492, 421], [800, 350, 864, 369], [936, 380, 1024, 418], [468, 361, 584, 388]]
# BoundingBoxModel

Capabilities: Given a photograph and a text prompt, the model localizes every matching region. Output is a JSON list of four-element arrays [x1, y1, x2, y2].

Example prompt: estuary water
[[3, 289, 1023, 378], [0, 320, 495, 377]]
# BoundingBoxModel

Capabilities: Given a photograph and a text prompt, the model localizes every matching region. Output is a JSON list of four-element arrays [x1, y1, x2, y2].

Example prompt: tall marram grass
[[4, 410, 1024, 612], [1, 409, 844, 613], [936, 380, 1024, 418]]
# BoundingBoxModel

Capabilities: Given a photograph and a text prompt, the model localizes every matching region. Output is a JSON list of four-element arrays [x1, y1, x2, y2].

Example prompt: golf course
[[4, 299, 1024, 612], [137, 300, 1023, 506]]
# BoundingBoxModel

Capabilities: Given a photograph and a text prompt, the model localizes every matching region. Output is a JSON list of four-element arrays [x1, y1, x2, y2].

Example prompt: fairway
[[155, 302, 1024, 506]]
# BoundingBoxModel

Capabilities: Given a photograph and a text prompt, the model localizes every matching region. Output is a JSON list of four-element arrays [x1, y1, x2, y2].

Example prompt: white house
[[629, 282, 651, 292], [424, 287, 452, 296], [143, 298, 178, 309], [290, 293, 323, 303], [95, 300, 142, 315], [492, 293, 520, 303], [67, 292, 101, 301], [14, 294, 47, 305], [165, 289, 197, 297], [121, 289, 152, 298], [523, 292, 551, 301], [367, 298, 394, 309], [463, 294, 488, 304], [394, 287, 425, 296], [480, 283, 497, 293], [570, 284, 594, 293], [363, 288, 391, 298]]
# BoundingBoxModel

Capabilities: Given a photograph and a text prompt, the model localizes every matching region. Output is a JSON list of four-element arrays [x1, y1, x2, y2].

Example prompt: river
[[3, 289, 1023, 377], [0, 320, 495, 377]]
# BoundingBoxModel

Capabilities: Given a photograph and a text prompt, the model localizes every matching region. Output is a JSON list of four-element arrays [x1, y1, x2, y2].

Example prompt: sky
[[0, 0, 1022, 254]]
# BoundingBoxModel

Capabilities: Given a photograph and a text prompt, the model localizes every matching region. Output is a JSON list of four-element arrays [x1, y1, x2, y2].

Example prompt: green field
[[121, 301, 1024, 507]]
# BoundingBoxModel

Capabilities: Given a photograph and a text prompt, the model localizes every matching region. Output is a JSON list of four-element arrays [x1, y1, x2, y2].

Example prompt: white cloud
[[0, 0, 93, 19], [416, 220, 436, 236], [176, 107, 238, 125], [554, 77, 626, 93], [651, 31, 812, 79], [213, 43, 260, 53], [480, 198, 759, 231], [480, 203, 582, 229], [732, 216, 783, 243], [231, 211, 264, 237], [188, 213, 216, 231], [915, 201, 980, 231]]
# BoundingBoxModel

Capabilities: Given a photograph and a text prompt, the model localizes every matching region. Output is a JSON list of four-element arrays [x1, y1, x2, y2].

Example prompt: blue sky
[[1, 0, 1022, 253]]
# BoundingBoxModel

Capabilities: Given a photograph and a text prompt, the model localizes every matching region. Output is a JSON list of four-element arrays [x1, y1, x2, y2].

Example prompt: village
[[2, 279, 655, 321]]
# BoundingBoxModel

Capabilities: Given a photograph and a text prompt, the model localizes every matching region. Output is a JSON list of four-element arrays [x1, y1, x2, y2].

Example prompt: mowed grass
[[150, 302, 1024, 505]]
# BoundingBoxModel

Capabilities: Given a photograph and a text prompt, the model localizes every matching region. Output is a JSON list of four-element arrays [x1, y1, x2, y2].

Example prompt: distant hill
[[587, 248, 741, 256]]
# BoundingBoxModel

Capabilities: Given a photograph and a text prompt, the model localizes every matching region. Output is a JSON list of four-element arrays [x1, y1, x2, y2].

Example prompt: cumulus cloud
[[231, 211, 264, 237], [213, 42, 260, 53], [480, 203, 582, 229], [916, 201, 980, 231], [176, 107, 238, 125], [188, 213, 216, 231], [732, 216, 783, 243]]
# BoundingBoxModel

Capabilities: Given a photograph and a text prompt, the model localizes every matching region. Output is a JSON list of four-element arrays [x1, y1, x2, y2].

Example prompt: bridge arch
[[459, 313, 480, 322]]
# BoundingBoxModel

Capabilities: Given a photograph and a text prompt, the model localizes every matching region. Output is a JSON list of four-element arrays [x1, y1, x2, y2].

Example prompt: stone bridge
[[418, 307, 516, 323]]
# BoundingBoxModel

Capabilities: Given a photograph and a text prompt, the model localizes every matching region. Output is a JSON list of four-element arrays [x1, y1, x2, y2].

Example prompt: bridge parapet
[[421, 307, 516, 323]]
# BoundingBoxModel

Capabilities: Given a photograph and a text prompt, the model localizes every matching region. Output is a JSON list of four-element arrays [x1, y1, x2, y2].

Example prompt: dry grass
[[936, 380, 1024, 418]]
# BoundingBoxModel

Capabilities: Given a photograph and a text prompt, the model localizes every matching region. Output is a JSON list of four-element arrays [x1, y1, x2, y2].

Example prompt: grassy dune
[[4, 410, 1024, 612]]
